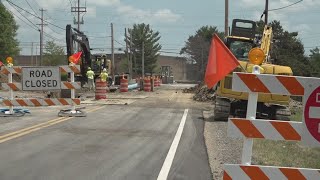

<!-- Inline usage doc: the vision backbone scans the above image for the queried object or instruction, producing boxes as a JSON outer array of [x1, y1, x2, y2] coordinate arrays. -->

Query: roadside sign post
[[241, 65, 260, 165], [8, 67, 13, 115], [223, 71, 320, 179], [71, 71, 76, 113]]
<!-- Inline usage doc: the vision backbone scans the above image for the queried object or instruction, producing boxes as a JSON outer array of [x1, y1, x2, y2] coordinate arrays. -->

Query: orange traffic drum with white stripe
[[120, 78, 128, 92], [144, 79, 151, 92], [95, 79, 107, 100]]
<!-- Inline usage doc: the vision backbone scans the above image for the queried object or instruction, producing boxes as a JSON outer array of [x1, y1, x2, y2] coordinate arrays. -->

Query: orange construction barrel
[[120, 78, 128, 92], [154, 77, 159, 87], [144, 78, 151, 92], [95, 79, 107, 99]]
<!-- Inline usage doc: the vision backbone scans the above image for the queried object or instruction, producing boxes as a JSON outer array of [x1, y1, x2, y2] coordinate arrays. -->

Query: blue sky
[[3, 0, 320, 56]]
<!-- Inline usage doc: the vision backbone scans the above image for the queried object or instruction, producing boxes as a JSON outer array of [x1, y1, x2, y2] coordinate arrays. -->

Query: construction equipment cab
[[66, 25, 111, 85], [213, 19, 293, 121]]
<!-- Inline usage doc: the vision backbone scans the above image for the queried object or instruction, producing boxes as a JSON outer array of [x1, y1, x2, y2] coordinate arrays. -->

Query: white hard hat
[[103, 68, 107, 72]]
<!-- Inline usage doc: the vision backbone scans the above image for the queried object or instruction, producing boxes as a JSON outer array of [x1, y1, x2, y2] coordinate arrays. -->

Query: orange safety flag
[[69, 51, 82, 64], [204, 34, 240, 89]]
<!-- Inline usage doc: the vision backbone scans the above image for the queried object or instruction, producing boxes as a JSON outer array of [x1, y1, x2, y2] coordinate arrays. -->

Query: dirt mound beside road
[[183, 83, 215, 102]]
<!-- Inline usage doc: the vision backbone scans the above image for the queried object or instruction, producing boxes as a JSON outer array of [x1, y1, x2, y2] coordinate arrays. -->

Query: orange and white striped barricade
[[223, 65, 320, 179], [0, 65, 84, 117], [224, 164, 320, 180]]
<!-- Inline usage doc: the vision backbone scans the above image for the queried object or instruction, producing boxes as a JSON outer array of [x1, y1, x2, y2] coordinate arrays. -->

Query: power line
[[6, 0, 65, 30], [25, 0, 38, 16], [31, 0, 40, 8], [114, 39, 125, 46], [7, 3, 39, 31], [6, 7, 39, 31], [269, 0, 303, 11]]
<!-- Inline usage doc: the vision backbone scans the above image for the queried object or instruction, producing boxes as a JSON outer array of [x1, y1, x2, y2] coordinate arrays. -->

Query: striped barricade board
[[224, 164, 320, 180], [59, 65, 81, 73], [228, 118, 302, 141], [0, 66, 22, 74], [232, 72, 320, 147], [1, 98, 80, 106], [223, 72, 320, 179]]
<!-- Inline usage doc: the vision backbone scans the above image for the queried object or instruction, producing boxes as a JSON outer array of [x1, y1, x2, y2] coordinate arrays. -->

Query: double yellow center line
[[0, 106, 104, 144]]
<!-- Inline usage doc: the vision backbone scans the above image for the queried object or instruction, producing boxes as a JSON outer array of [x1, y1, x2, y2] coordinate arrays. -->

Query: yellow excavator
[[213, 19, 292, 121]]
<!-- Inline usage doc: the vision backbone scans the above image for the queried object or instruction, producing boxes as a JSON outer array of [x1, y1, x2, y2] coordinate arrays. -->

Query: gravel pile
[[192, 84, 215, 102]]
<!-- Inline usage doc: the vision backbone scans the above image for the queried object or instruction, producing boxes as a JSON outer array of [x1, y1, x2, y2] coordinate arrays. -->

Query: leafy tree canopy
[[309, 47, 320, 77], [180, 26, 224, 80], [125, 23, 161, 75], [43, 41, 66, 66], [0, 3, 19, 63]]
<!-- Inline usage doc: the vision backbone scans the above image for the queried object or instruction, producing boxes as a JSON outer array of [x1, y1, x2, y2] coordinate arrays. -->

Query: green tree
[[43, 41, 66, 66], [309, 47, 320, 77], [0, 3, 20, 62], [125, 23, 161, 76], [180, 26, 224, 80], [257, 20, 312, 76]]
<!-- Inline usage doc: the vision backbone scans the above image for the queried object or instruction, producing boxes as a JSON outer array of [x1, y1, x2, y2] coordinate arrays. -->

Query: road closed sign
[[22, 67, 61, 91], [302, 79, 320, 147]]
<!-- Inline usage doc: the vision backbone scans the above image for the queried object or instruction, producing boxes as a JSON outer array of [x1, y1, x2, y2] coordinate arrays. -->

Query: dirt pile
[[186, 84, 215, 102]]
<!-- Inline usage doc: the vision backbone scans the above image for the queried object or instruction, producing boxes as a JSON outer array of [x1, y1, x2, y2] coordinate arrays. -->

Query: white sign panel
[[22, 67, 61, 91], [302, 78, 320, 147]]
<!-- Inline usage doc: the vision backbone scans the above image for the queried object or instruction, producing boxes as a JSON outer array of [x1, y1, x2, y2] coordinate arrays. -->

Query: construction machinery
[[66, 24, 111, 85], [213, 19, 292, 121]]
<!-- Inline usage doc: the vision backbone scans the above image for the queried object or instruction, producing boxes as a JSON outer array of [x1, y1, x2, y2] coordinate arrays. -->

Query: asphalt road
[[0, 86, 212, 180]]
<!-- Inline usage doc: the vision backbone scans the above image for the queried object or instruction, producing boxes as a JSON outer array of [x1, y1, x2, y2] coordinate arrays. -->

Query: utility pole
[[265, 0, 269, 25], [142, 41, 144, 79], [77, 0, 80, 31], [31, 42, 34, 66], [111, 23, 115, 83], [39, 8, 46, 66], [225, 0, 229, 36], [71, 0, 86, 51], [125, 28, 131, 80], [130, 30, 135, 77]]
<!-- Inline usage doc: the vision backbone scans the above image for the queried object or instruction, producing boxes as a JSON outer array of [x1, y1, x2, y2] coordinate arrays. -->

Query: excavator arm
[[66, 24, 92, 83], [260, 25, 273, 63]]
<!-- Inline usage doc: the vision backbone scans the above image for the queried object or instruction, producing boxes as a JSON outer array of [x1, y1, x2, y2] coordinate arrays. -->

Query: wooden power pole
[[265, 0, 269, 25], [225, 0, 229, 37]]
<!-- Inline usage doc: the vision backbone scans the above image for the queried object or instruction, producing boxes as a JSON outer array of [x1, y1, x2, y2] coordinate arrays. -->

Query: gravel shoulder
[[203, 107, 242, 180]]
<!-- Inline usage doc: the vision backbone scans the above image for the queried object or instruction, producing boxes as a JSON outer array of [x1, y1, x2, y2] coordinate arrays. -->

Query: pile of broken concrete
[[184, 83, 215, 102]]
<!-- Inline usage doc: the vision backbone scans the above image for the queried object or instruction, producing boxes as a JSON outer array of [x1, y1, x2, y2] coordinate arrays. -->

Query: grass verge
[[252, 107, 320, 169]]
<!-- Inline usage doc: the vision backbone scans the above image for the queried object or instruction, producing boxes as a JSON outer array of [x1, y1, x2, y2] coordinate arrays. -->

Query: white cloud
[[291, 24, 311, 34], [35, 0, 68, 10], [87, 0, 120, 6], [86, 7, 97, 18], [239, 0, 264, 8], [116, 5, 181, 24], [153, 9, 181, 23], [85, 0, 181, 24]]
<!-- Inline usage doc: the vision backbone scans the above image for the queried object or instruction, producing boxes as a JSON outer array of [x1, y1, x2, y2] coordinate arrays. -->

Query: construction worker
[[99, 68, 108, 82], [86, 67, 95, 91]]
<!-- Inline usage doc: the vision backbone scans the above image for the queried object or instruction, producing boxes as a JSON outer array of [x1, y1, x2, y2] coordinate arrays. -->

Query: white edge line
[[157, 109, 189, 180]]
